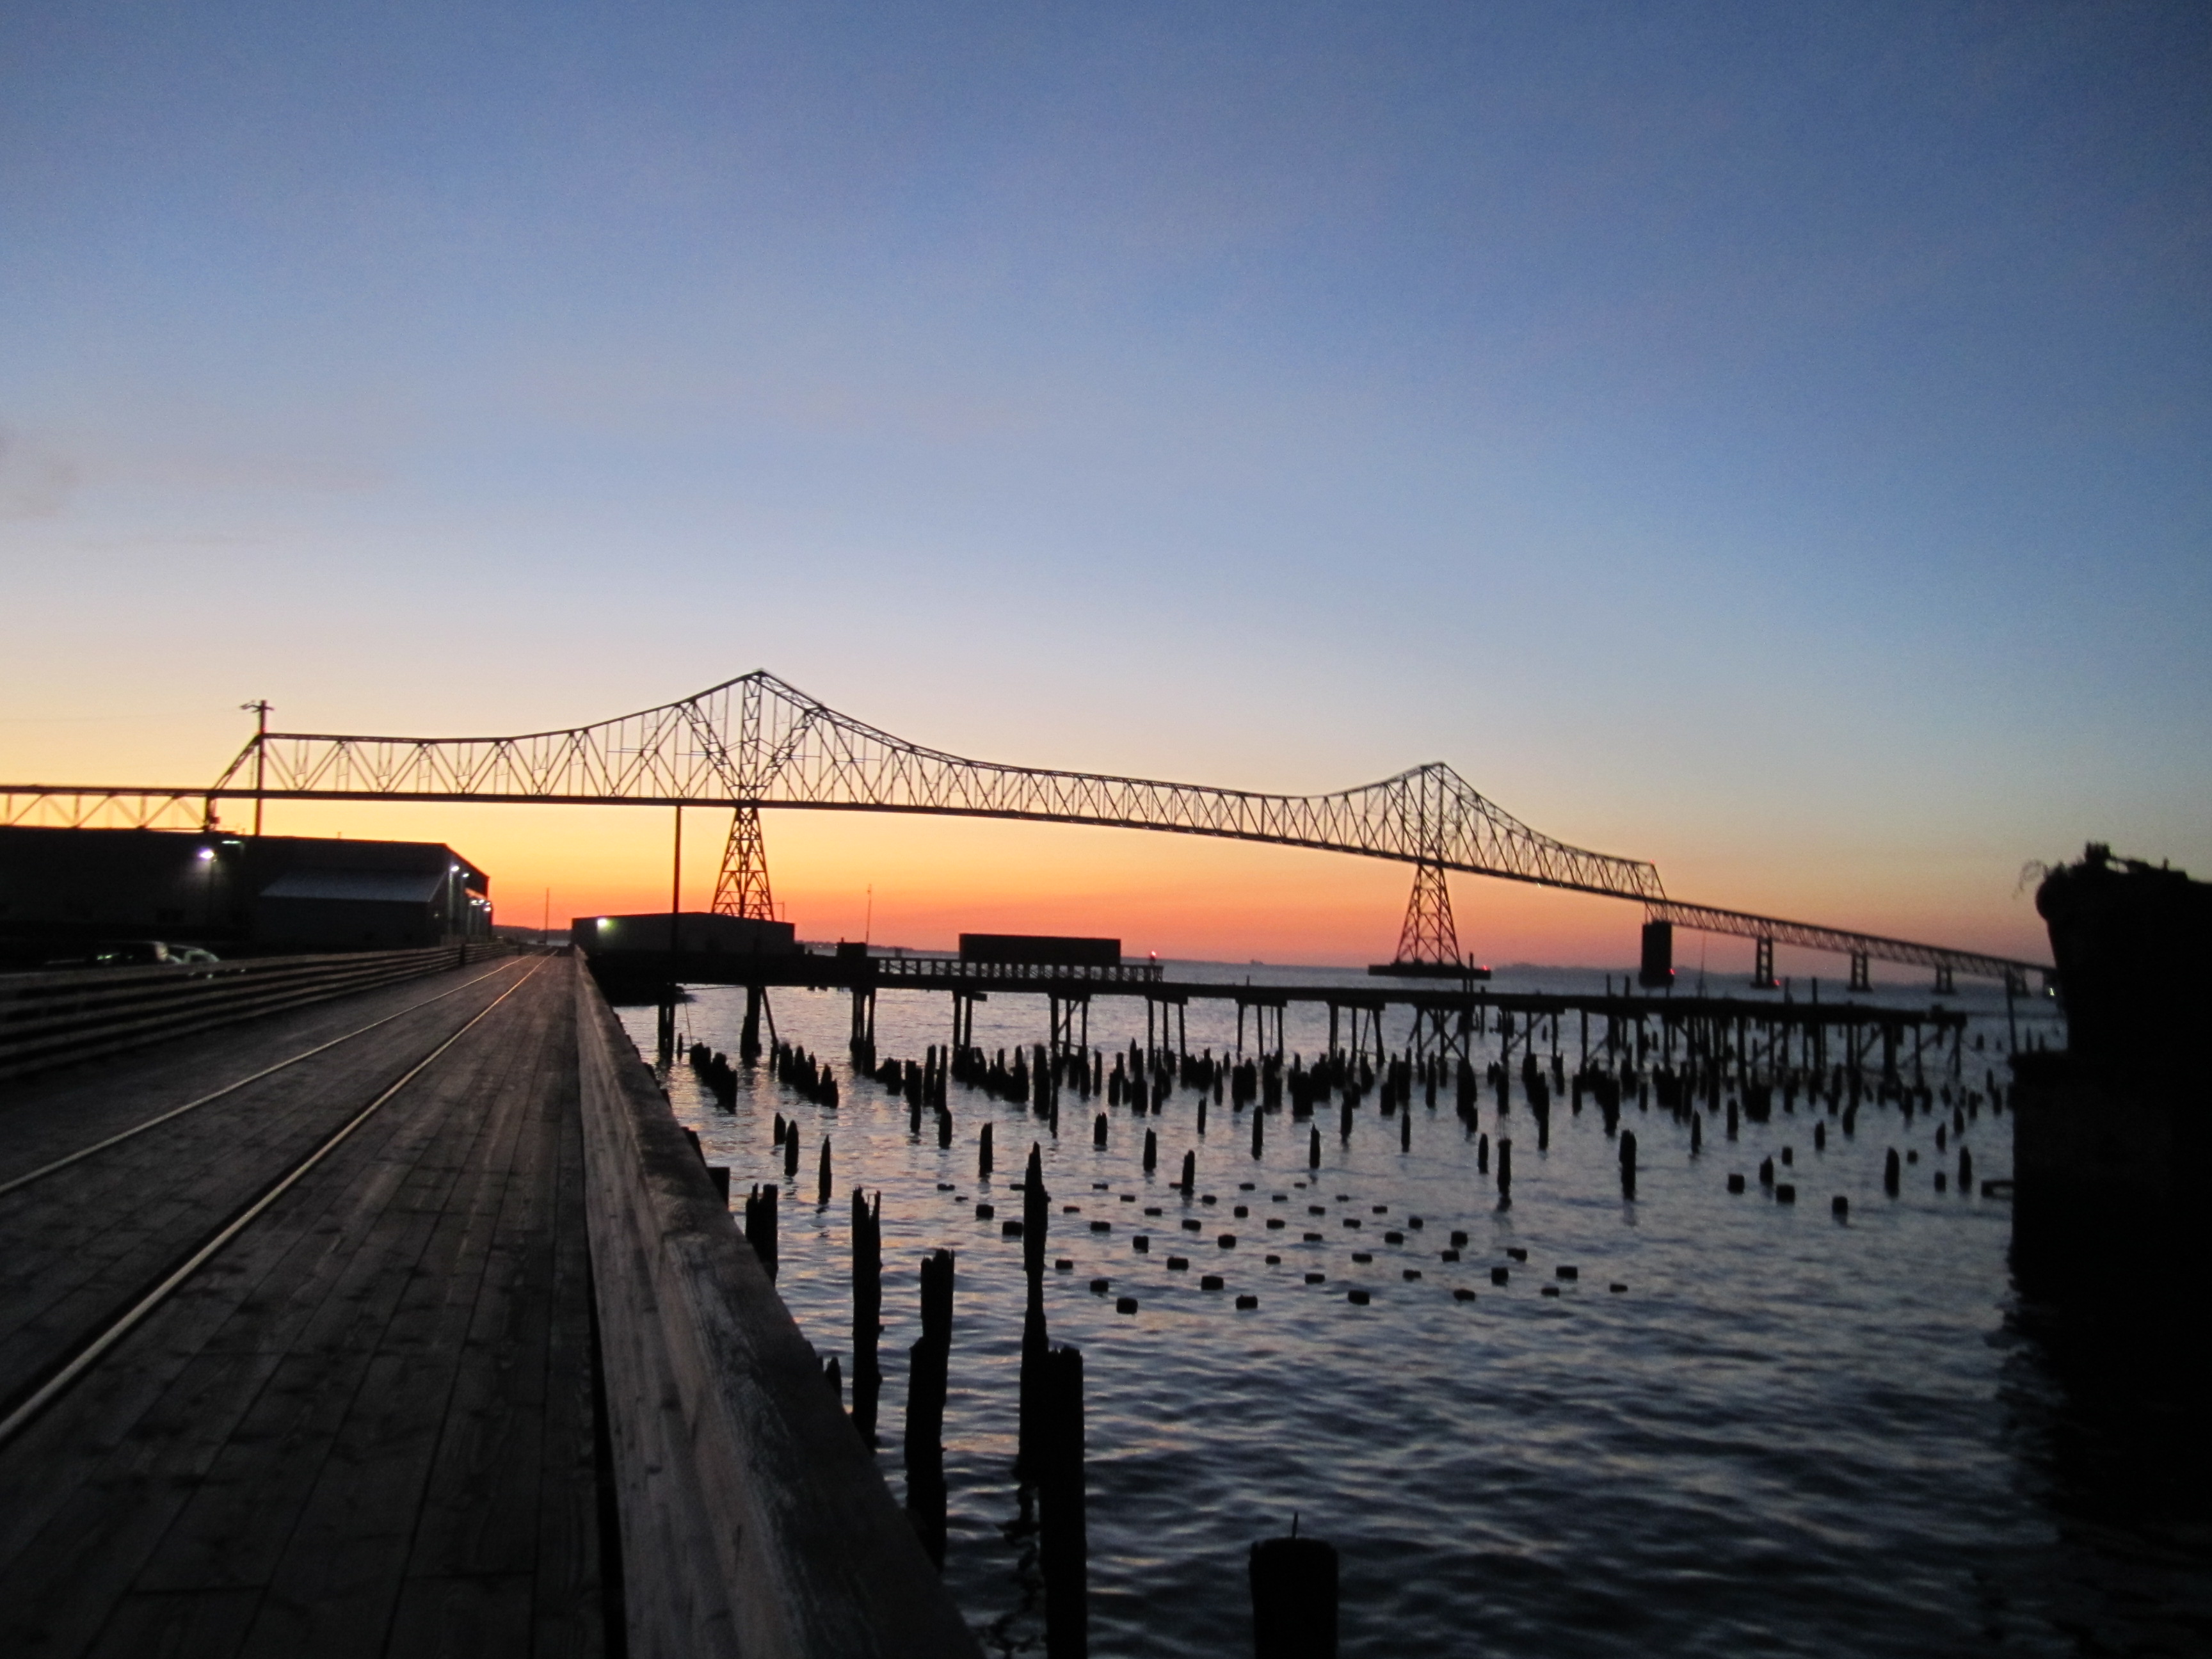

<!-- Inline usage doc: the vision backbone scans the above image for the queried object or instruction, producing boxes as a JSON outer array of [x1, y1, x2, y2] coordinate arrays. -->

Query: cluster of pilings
[[772, 1038, 840, 1107], [870, 1049, 956, 1144], [685, 979, 2003, 1657], [684, 1041, 739, 1106], [854, 1141, 1333, 1658], [767, 1110, 835, 1203]]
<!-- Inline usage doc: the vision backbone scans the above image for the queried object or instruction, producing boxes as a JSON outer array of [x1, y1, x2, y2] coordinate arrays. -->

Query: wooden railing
[[573, 961, 979, 1658], [868, 956, 1164, 984], [0, 943, 517, 1084]]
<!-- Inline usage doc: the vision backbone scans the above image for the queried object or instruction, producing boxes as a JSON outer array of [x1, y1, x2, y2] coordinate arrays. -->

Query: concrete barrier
[[574, 962, 981, 1659]]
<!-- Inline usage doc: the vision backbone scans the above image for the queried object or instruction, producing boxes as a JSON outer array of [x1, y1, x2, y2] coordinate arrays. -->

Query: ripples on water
[[618, 964, 2202, 1656]]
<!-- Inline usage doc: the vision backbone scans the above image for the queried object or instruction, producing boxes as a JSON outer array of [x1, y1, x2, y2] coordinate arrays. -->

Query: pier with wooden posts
[[0, 949, 979, 1659], [584, 941, 1975, 1093]]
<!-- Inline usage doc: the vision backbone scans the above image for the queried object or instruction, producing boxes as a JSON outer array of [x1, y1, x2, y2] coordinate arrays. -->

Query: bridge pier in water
[[952, 989, 984, 1054], [1048, 991, 1089, 1058]]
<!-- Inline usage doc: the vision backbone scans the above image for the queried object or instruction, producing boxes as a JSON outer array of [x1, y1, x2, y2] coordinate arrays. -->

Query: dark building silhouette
[[0, 826, 491, 966], [570, 911, 799, 958]]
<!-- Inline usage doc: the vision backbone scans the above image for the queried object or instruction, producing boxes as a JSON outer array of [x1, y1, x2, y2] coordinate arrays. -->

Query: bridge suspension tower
[[710, 807, 776, 921], [1393, 860, 1462, 970]]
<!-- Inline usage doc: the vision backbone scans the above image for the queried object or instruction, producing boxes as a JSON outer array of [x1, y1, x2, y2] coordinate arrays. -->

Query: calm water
[[618, 965, 2204, 1657]]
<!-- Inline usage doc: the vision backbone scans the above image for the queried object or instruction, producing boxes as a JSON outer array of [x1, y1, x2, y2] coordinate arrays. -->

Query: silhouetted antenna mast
[[241, 700, 271, 837]]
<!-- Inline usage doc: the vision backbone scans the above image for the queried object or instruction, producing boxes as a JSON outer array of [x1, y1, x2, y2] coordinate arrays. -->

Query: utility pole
[[661, 806, 684, 1066], [670, 806, 684, 953], [241, 700, 271, 837]]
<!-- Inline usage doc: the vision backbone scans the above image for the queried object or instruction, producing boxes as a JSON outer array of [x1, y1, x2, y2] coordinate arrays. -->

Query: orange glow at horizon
[[229, 797, 2049, 969]]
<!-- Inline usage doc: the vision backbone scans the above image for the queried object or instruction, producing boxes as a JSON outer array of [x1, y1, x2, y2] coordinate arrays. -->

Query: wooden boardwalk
[[0, 956, 609, 1658]]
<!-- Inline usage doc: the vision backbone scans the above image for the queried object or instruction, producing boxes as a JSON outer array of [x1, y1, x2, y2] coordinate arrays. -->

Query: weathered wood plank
[[0, 1041, 488, 1644], [228, 974, 566, 1655], [0, 962, 605, 1659], [384, 1573, 536, 1659], [0, 945, 515, 1084], [0, 959, 522, 1183], [81, 1587, 264, 1659], [575, 965, 982, 1659], [534, 1031, 611, 1659], [403, 990, 571, 1580], [0, 963, 538, 1406]]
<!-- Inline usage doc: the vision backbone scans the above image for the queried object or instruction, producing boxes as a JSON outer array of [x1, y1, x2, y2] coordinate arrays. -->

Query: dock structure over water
[[0, 951, 979, 1659], [586, 945, 1975, 1086]]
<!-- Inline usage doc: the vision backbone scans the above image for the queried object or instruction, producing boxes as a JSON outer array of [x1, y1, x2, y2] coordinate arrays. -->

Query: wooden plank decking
[[0, 956, 609, 1658]]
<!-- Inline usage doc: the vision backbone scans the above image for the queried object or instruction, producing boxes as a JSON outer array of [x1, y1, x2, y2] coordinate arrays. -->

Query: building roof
[[259, 869, 447, 904]]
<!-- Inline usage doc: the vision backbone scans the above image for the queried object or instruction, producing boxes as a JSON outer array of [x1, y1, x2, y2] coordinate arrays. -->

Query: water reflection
[[614, 964, 2205, 1655], [2000, 1271, 2211, 1653]]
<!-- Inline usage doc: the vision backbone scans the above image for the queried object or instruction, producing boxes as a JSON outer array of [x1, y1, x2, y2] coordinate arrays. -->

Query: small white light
[[196, 847, 216, 862]]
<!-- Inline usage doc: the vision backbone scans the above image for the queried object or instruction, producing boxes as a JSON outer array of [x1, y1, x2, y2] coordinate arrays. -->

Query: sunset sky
[[4, 3, 2206, 969]]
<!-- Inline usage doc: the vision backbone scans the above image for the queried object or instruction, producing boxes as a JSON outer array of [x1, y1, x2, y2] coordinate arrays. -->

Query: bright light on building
[[196, 847, 216, 862]]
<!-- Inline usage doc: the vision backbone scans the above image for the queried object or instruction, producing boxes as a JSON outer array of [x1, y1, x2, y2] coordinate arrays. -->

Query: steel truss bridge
[[1, 670, 2048, 987]]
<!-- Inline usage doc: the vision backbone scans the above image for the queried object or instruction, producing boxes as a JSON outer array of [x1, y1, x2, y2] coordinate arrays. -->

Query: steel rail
[[0, 957, 529, 1201], [0, 958, 548, 1450]]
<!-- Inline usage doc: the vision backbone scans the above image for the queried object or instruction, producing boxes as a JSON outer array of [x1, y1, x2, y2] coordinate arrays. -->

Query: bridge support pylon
[[711, 806, 776, 920], [1380, 859, 1463, 972]]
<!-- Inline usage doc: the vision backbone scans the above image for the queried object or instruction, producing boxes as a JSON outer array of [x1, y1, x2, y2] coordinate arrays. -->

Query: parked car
[[41, 940, 185, 968]]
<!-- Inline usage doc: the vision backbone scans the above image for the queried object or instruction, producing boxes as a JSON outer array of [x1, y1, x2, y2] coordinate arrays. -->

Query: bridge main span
[[0, 670, 2048, 988]]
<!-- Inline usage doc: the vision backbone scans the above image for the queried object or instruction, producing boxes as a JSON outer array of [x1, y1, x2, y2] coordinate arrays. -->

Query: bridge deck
[[0, 957, 609, 1658]]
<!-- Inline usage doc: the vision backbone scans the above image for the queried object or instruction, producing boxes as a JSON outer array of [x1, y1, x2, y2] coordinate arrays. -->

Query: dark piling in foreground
[[1251, 1530, 1338, 1658], [1041, 1344, 1089, 1657], [905, 1247, 956, 1568], [744, 1182, 779, 1279], [851, 1188, 882, 1439]]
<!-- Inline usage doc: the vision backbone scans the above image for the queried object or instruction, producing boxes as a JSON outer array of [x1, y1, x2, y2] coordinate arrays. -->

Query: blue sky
[[3, 1, 2206, 959]]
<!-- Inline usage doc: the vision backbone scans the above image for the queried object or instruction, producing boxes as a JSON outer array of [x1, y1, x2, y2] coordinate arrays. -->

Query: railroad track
[[0, 955, 549, 1448]]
